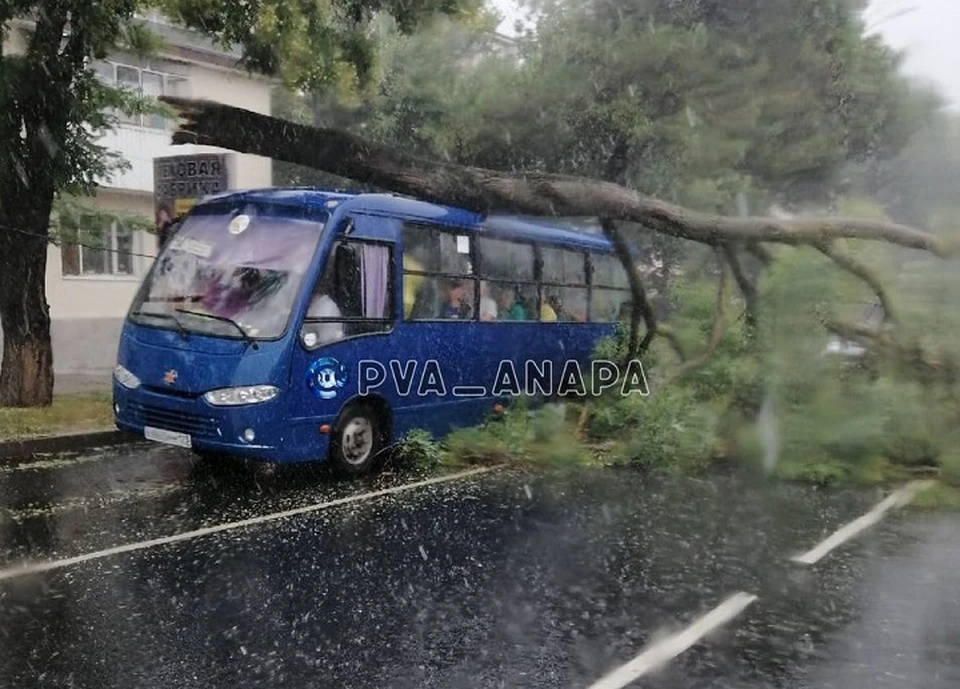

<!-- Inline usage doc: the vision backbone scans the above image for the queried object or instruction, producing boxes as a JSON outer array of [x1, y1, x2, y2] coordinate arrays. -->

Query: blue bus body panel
[[115, 188, 620, 464], [114, 324, 309, 461], [285, 322, 614, 450]]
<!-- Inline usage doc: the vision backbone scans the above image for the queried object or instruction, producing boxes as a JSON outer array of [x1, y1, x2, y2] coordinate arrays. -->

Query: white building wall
[[0, 25, 276, 377], [97, 61, 273, 193]]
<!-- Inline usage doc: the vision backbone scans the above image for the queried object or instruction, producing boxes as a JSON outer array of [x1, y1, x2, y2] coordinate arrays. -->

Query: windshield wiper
[[131, 310, 190, 340], [175, 309, 259, 349]]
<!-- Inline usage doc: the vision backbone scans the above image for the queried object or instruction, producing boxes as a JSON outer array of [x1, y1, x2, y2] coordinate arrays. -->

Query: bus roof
[[196, 187, 614, 253]]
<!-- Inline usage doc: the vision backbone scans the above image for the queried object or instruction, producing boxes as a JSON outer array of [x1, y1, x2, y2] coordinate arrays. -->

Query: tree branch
[[815, 241, 897, 325], [161, 97, 953, 256], [746, 242, 773, 266], [721, 243, 758, 332], [599, 217, 657, 358], [656, 324, 687, 362], [660, 250, 729, 387]]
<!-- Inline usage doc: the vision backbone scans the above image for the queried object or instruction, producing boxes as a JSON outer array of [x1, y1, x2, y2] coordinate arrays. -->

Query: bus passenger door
[[283, 214, 400, 461]]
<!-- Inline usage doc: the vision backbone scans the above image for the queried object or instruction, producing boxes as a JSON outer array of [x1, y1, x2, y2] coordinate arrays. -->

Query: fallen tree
[[161, 96, 959, 388]]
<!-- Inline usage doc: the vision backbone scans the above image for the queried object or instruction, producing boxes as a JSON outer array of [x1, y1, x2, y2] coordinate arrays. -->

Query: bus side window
[[301, 240, 394, 348], [590, 253, 631, 323], [541, 247, 588, 322], [477, 236, 536, 321], [403, 223, 475, 320]]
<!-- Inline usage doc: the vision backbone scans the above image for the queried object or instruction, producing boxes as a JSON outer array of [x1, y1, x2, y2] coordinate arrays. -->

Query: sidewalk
[[55, 372, 113, 396]]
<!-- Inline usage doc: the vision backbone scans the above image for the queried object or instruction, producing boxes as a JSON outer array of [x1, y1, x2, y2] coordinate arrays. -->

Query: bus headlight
[[203, 385, 279, 406], [114, 364, 141, 389]]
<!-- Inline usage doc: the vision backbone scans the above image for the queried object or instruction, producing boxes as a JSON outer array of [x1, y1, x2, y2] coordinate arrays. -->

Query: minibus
[[113, 189, 631, 474]]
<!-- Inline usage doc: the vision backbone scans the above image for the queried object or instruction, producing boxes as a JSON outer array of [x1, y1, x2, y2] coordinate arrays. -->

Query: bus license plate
[[144, 426, 192, 449]]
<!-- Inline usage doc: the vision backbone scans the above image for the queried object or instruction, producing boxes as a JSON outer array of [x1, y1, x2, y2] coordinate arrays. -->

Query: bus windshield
[[130, 206, 325, 340]]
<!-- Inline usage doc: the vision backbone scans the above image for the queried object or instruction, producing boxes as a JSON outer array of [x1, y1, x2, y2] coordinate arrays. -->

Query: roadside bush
[[775, 453, 850, 486], [937, 448, 960, 486], [878, 380, 950, 466], [742, 369, 960, 485], [395, 429, 445, 469], [443, 403, 590, 468], [601, 387, 719, 474]]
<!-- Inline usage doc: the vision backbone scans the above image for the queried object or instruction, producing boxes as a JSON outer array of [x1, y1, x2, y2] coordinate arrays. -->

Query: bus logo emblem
[[163, 369, 178, 385], [308, 358, 348, 400]]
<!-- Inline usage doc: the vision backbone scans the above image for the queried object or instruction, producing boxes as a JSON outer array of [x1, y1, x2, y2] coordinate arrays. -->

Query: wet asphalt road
[[0, 444, 958, 689]]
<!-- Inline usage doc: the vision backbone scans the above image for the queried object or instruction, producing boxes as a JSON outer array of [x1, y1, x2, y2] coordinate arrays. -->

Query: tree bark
[[815, 241, 897, 325], [0, 5, 73, 406], [599, 217, 657, 359], [660, 250, 729, 388], [0, 212, 54, 407], [722, 243, 758, 334]]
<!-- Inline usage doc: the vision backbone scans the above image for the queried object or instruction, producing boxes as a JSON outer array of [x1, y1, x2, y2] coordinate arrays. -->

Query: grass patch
[[907, 480, 960, 511], [0, 392, 113, 440]]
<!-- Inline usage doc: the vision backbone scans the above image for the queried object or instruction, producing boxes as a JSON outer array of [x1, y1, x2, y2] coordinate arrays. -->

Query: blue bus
[[113, 189, 632, 474]]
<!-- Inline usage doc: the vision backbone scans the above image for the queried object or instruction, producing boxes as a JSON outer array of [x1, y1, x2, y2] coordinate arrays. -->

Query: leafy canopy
[[0, 0, 480, 212]]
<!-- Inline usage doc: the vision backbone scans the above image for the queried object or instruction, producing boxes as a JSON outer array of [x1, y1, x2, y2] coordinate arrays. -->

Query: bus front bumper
[[113, 382, 332, 464]]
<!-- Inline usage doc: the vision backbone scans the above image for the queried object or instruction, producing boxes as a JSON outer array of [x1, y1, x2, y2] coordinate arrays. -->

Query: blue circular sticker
[[307, 357, 348, 400]]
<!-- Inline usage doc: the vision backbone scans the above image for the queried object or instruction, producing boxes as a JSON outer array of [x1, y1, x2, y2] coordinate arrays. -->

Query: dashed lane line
[[587, 480, 934, 687], [790, 479, 935, 566], [587, 592, 759, 689]]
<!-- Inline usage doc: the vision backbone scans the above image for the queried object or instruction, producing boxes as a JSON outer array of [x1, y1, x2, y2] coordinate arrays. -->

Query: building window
[[94, 62, 188, 129], [61, 218, 136, 277]]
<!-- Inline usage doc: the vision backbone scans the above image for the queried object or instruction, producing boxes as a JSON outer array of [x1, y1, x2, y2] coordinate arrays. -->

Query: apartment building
[[1, 14, 273, 376]]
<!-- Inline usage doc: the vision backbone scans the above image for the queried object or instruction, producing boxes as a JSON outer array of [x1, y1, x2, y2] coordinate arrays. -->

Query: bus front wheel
[[330, 403, 387, 476]]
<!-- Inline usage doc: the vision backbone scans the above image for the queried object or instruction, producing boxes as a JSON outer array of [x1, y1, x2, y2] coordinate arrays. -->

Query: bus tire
[[330, 402, 388, 476]]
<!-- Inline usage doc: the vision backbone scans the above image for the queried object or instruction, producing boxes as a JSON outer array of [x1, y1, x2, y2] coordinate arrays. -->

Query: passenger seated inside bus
[[479, 281, 498, 321], [304, 260, 344, 346], [440, 279, 472, 319], [557, 292, 588, 322], [541, 294, 558, 321], [496, 285, 527, 320], [403, 255, 424, 318]]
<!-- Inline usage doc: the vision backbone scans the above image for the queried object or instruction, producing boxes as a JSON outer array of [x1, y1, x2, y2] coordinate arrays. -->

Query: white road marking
[[0, 465, 500, 582], [587, 592, 759, 689], [790, 480, 935, 566]]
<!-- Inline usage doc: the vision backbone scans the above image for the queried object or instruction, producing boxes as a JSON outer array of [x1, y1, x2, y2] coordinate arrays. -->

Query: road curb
[[0, 429, 138, 462]]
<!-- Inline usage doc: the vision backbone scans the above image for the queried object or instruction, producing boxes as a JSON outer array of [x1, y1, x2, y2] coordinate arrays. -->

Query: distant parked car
[[822, 336, 867, 357], [821, 300, 884, 360]]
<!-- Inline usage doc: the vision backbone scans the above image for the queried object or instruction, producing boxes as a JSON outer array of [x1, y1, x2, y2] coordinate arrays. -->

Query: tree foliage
[[272, 0, 939, 324], [0, 0, 476, 406], [286, 0, 936, 210]]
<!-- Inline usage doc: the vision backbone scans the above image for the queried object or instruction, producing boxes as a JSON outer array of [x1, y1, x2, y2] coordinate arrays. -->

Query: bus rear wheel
[[330, 403, 387, 476]]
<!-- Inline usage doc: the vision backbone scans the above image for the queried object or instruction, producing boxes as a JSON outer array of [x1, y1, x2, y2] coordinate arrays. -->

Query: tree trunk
[[0, 214, 54, 407]]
